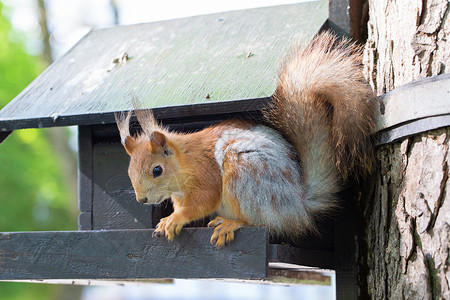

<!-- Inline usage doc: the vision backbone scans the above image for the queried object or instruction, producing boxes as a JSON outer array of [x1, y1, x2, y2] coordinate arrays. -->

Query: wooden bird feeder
[[1, 1, 449, 299]]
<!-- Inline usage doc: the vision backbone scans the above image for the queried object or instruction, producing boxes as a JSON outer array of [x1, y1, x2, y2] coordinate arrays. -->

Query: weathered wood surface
[[328, 0, 350, 34], [360, 1, 450, 298], [267, 267, 332, 285], [0, 130, 12, 143], [78, 126, 93, 230], [0, 228, 267, 280], [0, 2, 327, 132], [92, 142, 153, 230], [334, 195, 359, 300]]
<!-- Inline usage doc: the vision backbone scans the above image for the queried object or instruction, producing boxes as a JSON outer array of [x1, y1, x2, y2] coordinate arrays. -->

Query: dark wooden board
[[92, 142, 153, 230], [78, 127, 93, 212], [0, 2, 327, 131], [78, 212, 92, 231], [268, 244, 334, 270], [90, 108, 266, 143], [0, 228, 267, 280], [1, 98, 269, 132], [0, 130, 12, 144], [334, 197, 358, 300], [78, 125, 93, 230], [328, 0, 350, 34]]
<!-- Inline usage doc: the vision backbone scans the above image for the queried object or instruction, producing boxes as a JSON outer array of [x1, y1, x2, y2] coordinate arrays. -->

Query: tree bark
[[364, 0, 449, 95], [360, 129, 449, 299], [360, 1, 449, 299], [37, 0, 52, 65]]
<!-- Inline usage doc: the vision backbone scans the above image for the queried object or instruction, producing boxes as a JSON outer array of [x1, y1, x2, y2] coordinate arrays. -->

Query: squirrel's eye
[[152, 166, 163, 178]]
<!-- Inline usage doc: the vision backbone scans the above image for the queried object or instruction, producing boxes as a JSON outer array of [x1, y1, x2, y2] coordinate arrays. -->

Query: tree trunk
[[359, 1, 449, 299], [364, 0, 449, 95], [37, 0, 52, 65], [36, 0, 79, 218]]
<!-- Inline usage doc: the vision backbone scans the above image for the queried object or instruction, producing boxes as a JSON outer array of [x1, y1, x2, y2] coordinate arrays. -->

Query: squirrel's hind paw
[[208, 217, 245, 248]]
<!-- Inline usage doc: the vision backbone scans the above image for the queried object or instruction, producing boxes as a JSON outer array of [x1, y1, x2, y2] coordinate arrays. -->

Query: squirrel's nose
[[137, 197, 148, 204]]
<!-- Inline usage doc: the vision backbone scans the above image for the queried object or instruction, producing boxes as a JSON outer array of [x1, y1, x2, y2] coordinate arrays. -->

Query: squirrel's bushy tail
[[265, 31, 376, 213]]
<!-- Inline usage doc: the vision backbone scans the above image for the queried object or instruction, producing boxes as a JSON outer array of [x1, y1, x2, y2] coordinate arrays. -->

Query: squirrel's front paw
[[208, 217, 245, 248], [153, 213, 186, 241]]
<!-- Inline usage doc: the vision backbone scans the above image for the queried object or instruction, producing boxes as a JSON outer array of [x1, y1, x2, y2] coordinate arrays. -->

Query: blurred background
[[0, 0, 334, 299]]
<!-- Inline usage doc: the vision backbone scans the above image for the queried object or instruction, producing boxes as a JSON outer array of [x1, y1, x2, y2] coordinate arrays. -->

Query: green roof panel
[[0, 1, 327, 131]]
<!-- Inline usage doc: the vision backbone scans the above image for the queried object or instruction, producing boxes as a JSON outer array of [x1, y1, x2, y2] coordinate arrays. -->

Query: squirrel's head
[[115, 110, 181, 205]]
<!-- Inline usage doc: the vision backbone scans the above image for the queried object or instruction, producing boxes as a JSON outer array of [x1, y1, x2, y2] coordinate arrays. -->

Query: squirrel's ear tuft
[[149, 131, 171, 154], [115, 111, 132, 144], [124, 136, 137, 156]]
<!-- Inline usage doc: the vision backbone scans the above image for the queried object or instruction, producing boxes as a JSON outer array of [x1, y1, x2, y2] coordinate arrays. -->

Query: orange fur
[[115, 112, 254, 245], [220, 154, 249, 221]]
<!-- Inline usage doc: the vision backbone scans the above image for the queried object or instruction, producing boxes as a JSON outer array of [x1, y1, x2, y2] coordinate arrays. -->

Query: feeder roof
[[0, 1, 327, 132]]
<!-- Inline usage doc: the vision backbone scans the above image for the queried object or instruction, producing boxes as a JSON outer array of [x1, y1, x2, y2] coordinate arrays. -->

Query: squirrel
[[115, 31, 376, 247]]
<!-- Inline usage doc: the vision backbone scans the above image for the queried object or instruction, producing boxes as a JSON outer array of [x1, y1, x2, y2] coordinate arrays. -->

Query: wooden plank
[[78, 126, 93, 213], [268, 244, 334, 270], [0, 98, 269, 132], [1, 279, 174, 286], [6, 269, 333, 286], [78, 212, 92, 231], [267, 267, 332, 285], [268, 218, 335, 270], [0, 2, 327, 131], [78, 125, 93, 230], [0, 228, 267, 280], [89, 103, 266, 142], [334, 195, 358, 300], [328, 0, 350, 34]]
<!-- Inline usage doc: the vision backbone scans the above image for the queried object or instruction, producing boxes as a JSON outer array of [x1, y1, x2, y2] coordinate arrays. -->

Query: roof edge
[[0, 97, 271, 132]]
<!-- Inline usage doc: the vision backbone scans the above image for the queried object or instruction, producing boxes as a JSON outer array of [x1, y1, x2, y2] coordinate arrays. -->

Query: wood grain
[[91, 143, 153, 230], [0, 228, 267, 280]]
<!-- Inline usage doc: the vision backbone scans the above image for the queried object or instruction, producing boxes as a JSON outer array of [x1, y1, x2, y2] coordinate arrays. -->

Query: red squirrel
[[115, 32, 376, 247]]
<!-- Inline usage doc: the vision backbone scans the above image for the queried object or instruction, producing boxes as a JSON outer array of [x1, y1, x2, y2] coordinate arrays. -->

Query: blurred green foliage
[[0, 283, 59, 300], [0, 128, 76, 231], [0, 1, 78, 299], [0, 1, 75, 231]]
